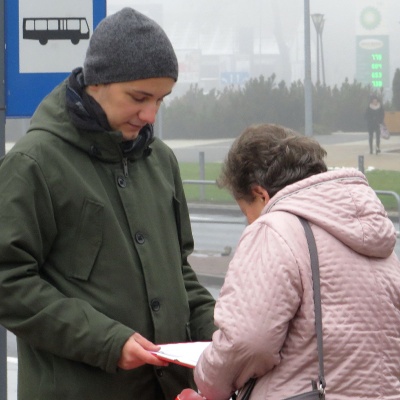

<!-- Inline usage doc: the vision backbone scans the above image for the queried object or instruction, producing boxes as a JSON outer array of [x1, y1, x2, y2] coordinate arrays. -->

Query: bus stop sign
[[5, 0, 106, 117]]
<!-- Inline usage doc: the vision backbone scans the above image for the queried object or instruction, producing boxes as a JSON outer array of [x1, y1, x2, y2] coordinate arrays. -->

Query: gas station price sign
[[356, 35, 389, 89], [371, 52, 384, 87]]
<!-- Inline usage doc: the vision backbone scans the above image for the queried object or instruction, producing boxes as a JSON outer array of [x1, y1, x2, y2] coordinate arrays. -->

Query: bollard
[[358, 155, 364, 174], [199, 152, 205, 201], [0, 326, 7, 400]]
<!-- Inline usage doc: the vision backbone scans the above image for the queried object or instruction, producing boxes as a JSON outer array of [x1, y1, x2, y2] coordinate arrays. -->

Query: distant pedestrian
[[365, 94, 385, 154]]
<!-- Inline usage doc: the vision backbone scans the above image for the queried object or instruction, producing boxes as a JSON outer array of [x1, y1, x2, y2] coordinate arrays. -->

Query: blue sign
[[5, 0, 106, 117], [220, 71, 250, 86]]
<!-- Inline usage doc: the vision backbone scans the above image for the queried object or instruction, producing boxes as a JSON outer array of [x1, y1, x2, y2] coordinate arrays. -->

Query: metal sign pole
[[0, 0, 7, 399], [0, 326, 6, 400], [304, 0, 313, 136], [0, 0, 5, 157]]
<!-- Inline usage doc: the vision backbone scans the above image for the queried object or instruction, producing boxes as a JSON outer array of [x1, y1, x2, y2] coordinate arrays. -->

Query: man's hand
[[118, 332, 169, 370]]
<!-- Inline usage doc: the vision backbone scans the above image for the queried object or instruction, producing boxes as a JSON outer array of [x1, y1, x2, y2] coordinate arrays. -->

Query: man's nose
[[139, 104, 158, 125]]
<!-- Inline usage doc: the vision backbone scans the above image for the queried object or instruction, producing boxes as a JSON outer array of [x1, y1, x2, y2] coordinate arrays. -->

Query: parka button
[[117, 176, 126, 188], [135, 232, 145, 244], [89, 145, 101, 156], [156, 368, 163, 377], [151, 299, 161, 311]]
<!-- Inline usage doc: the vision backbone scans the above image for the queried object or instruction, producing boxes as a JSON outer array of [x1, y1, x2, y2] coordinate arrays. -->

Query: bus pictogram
[[23, 17, 90, 45]]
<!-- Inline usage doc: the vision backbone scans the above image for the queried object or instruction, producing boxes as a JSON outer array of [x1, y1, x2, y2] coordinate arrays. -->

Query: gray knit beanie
[[83, 8, 178, 85]]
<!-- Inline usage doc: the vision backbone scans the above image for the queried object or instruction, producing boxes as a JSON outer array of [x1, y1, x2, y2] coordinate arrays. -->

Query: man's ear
[[85, 84, 102, 96]]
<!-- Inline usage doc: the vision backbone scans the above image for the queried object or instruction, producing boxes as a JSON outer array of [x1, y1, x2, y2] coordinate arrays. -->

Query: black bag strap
[[297, 217, 326, 392]]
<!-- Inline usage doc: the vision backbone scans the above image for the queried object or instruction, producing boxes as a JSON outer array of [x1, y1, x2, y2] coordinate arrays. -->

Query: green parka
[[0, 80, 216, 399]]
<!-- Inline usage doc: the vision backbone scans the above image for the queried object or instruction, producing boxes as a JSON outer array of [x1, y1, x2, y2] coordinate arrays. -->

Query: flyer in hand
[[151, 341, 211, 368]]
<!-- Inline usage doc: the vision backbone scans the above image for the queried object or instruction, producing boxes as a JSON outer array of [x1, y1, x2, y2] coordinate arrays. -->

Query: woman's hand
[[118, 332, 169, 370]]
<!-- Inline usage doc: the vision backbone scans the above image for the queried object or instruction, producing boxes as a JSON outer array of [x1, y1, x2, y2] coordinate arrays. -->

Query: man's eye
[[132, 96, 146, 103]]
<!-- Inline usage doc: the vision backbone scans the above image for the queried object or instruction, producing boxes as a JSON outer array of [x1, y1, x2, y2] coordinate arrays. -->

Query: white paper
[[151, 341, 211, 368]]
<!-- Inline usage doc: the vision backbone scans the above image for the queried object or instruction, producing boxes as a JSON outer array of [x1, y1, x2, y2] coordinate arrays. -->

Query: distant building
[[108, 0, 400, 99]]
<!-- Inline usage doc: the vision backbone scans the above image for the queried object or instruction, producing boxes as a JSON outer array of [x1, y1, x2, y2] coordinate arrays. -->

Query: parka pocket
[[69, 198, 104, 281]]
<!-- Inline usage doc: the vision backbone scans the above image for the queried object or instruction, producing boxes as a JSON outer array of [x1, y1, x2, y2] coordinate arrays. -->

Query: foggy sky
[[106, 0, 400, 96]]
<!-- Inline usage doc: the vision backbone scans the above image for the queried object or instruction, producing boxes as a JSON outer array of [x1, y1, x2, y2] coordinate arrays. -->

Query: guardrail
[[190, 215, 246, 225], [375, 190, 400, 237], [183, 179, 217, 201]]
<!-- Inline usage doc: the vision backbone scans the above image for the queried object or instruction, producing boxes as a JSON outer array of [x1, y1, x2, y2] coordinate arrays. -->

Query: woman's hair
[[218, 123, 327, 201]]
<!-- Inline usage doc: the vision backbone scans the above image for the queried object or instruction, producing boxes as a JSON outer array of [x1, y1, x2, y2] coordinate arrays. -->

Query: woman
[[178, 123, 400, 399], [365, 95, 385, 154]]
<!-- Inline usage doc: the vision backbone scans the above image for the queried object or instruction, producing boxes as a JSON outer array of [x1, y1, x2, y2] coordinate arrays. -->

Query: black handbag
[[237, 217, 326, 400]]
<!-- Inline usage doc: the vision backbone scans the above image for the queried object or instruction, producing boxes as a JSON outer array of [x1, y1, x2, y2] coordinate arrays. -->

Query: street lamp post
[[311, 13, 325, 85], [304, 0, 313, 136]]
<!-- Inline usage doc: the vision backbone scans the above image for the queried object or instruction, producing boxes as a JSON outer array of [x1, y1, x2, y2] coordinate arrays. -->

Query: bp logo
[[360, 6, 381, 30]]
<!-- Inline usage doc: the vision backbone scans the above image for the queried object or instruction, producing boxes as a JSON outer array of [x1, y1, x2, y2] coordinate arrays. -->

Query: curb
[[188, 203, 241, 217], [197, 274, 225, 287]]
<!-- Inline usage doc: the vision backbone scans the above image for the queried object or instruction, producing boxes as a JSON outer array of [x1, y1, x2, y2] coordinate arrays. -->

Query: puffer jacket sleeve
[[0, 152, 134, 373], [194, 218, 303, 400]]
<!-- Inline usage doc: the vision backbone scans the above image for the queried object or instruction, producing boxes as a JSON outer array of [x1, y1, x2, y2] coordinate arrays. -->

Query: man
[[0, 8, 216, 400]]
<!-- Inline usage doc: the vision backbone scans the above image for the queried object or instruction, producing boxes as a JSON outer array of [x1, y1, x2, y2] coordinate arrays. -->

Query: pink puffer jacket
[[194, 169, 400, 399]]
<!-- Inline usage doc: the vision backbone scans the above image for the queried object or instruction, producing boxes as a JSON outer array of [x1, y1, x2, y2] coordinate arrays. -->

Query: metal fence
[[375, 190, 400, 236]]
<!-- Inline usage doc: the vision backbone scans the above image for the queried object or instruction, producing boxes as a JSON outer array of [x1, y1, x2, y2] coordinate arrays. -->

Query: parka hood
[[265, 169, 396, 258]]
